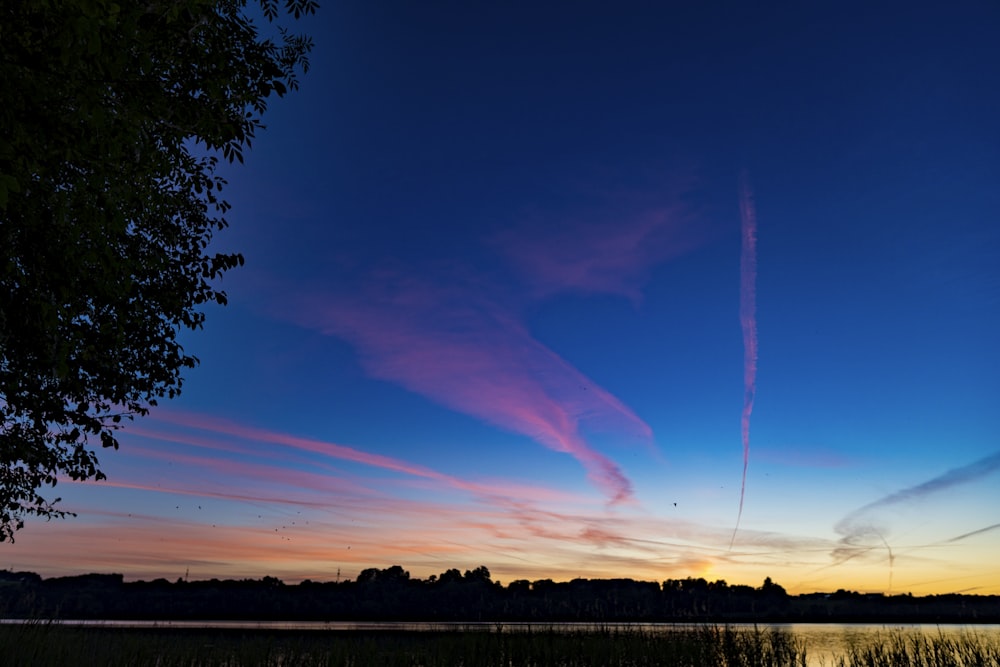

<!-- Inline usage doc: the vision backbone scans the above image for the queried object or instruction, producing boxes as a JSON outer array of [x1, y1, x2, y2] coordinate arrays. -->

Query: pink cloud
[[288, 275, 650, 503], [254, 186, 707, 505], [732, 172, 758, 545], [156, 410, 459, 483], [127, 446, 377, 499], [494, 202, 704, 302], [143, 410, 592, 506], [37, 435, 836, 587], [84, 477, 339, 511]]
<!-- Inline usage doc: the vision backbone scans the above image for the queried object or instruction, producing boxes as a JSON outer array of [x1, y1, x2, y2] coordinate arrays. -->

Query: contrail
[[875, 529, 895, 594], [731, 172, 758, 548], [835, 451, 1000, 536], [830, 452, 1000, 573], [946, 522, 1000, 543]]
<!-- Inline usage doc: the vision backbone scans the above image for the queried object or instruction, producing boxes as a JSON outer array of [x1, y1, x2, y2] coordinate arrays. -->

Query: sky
[[9, 1, 1000, 595]]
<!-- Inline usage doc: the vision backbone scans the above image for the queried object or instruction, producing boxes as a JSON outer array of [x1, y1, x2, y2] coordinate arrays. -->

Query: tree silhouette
[[0, 0, 315, 539], [1, 567, 998, 622]]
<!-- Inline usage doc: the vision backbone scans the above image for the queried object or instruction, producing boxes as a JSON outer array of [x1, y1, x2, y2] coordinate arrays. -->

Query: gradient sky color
[[10, 1, 1000, 595]]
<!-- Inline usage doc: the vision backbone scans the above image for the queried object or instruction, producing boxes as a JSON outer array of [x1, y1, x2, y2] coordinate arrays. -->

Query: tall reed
[[836, 628, 1000, 667], [5, 622, 998, 666]]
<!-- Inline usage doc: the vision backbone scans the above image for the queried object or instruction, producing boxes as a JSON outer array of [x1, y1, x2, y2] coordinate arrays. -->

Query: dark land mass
[[2, 566, 998, 623]]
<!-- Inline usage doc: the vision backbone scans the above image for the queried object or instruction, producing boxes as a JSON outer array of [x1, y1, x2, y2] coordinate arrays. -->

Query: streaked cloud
[[494, 198, 702, 302], [835, 451, 1000, 537], [260, 182, 709, 505], [7, 411, 851, 589], [732, 171, 758, 545], [286, 272, 650, 503], [148, 410, 594, 506], [945, 522, 1000, 543], [831, 451, 1000, 569]]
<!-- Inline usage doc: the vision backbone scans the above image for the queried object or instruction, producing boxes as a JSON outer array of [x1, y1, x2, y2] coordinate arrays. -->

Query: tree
[[760, 576, 787, 597], [357, 566, 411, 584], [0, 0, 316, 540], [463, 565, 491, 583]]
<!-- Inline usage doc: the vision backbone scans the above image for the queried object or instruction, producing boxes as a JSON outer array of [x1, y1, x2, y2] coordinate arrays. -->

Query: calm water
[[3, 619, 998, 666]]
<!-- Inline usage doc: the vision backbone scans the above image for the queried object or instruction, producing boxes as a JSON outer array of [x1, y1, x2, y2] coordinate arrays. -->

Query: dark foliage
[[1, 567, 998, 623], [0, 0, 315, 539]]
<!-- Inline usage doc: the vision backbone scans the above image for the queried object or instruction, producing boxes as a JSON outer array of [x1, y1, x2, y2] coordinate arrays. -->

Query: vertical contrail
[[731, 172, 758, 548], [875, 530, 895, 594]]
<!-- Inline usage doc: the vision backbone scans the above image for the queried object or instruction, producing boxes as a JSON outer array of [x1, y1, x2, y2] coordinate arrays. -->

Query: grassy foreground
[[836, 628, 1000, 667], [0, 622, 997, 666]]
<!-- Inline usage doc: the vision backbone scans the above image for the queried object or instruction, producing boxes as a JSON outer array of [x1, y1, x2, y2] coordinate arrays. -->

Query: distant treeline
[[1, 566, 998, 622]]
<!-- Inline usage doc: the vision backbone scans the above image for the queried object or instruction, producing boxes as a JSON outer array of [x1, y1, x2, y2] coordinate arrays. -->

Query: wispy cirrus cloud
[[835, 451, 1000, 538], [26, 411, 845, 588], [147, 410, 593, 506], [832, 451, 1000, 570], [872, 452, 1000, 510], [259, 184, 707, 504], [494, 202, 703, 302], [731, 172, 758, 548], [287, 272, 650, 504], [152, 410, 463, 486], [945, 522, 1000, 543]]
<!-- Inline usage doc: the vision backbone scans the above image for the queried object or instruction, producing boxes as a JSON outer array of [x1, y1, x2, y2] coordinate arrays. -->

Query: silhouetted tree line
[[1, 567, 998, 622]]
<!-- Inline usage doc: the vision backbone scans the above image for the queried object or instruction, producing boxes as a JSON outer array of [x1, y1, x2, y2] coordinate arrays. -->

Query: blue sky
[[10, 1, 1000, 594]]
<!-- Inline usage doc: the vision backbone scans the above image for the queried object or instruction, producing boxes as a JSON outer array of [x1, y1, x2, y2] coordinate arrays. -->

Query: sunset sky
[[10, 2, 1000, 595]]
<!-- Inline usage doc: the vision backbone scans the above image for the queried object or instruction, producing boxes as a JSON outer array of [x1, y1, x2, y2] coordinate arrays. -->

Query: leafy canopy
[[0, 0, 316, 541]]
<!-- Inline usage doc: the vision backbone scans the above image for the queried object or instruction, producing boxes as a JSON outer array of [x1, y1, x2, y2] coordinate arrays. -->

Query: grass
[[836, 628, 1000, 667], [0, 623, 806, 666], [0, 622, 997, 666]]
